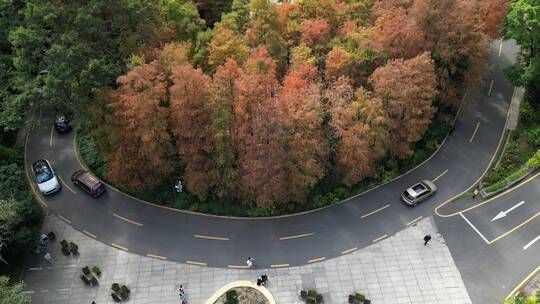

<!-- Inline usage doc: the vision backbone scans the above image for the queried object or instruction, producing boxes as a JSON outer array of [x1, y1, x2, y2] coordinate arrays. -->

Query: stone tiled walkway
[[23, 214, 471, 304]]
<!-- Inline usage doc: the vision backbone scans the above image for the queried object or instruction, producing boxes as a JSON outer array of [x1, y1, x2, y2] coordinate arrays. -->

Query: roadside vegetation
[[483, 0, 540, 195], [0, 133, 41, 303], [482, 101, 540, 194]]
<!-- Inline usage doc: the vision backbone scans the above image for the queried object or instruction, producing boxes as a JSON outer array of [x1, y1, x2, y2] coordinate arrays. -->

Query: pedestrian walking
[[472, 188, 479, 199], [44, 252, 54, 264], [179, 285, 187, 304], [423, 234, 432, 246], [246, 257, 254, 269], [256, 274, 268, 286]]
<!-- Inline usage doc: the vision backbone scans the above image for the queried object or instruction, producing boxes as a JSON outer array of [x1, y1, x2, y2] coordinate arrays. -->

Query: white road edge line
[[460, 213, 490, 244], [498, 41, 503, 57], [523, 235, 540, 250]]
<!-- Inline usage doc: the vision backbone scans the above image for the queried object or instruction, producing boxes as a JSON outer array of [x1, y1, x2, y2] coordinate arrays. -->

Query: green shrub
[[524, 127, 540, 146], [92, 266, 101, 276], [225, 290, 238, 304], [527, 149, 540, 169], [483, 180, 507, 193]]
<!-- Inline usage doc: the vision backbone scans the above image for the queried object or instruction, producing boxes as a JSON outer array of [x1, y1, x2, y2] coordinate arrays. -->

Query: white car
[[32, 159, 61, 195]]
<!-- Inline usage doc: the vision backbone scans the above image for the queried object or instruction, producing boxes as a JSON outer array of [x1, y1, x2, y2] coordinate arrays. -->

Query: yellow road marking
[[147, 253, 167, 260], [505, 265, 540, 299], [111, 243, 129, 251], [112, 212, 143, 227], [49, 125, 54, 147], [434, 98, 512, 217], [58, 175, 76, 194], [372, 234, 388, 243], [57, 214, 71, 224], [469, 121, 480, 143], [307, 257, 326, 264], [488, 79, 494, 96], [82, 230, 96, 239], [498, 41, 503, 57], [407, 216, 423, 226], [227, 265, 249, 269], [279, 232, 315, 241], [360, 204, 391, 219], [271, 264, 290, 268], [489, 211, 540, 244], [432, 169, 448, 182], [186, 260, 207, 266], [193, 234, 229, 241], [341, 247, 358, 255]]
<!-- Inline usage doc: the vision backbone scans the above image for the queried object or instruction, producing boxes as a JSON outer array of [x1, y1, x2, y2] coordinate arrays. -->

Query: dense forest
[[0, 0, 513, 212]]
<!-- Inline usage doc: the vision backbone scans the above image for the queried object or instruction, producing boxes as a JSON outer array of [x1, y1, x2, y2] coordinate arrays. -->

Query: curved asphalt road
[[25, 40, 517, 268]]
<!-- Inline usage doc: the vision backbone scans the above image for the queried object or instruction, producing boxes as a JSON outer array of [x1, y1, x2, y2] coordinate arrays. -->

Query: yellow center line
[[58, 175, 76, 194], [186, 260, 207, 266], [57, 214, 71, 224], [488, 79, 494, 96], [227, 265, 249, 269], [270, 264, 290, 268], [469, 121, 480, 143], [406, 216, 423, 226], [279, 232, 315, 241], [489, 211, 540, 244], [307, 257, 326, 264], [360, 204, 391, 219], [193, 234, 230, 241], [111, 243, 129, 251], [112, 212, 143, 227], [498, 41, 503, 57], [432, 169, 449, 182], [49, 125, 54, 147], [341, 247, 358, 255], [82, 230, 96, 239], [372, 234, 388, 243], [147, 253, 167, 260]]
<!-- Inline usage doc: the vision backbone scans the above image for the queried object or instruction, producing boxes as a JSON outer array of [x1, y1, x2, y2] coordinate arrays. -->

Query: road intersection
[[23, 39, 540, 302]]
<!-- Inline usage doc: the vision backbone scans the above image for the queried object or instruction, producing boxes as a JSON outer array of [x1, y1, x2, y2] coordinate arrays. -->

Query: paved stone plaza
[[23, 214, 471, 304]]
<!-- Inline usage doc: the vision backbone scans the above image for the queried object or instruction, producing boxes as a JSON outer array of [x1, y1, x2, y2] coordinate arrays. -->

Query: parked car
[[401, 180, 437, 206], [71, 170, 106, 197], [32, 159, 61, 195], [54, 114, 72, 133]]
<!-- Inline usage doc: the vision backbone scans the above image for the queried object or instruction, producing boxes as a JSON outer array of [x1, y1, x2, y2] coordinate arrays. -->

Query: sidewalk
[[23, 214, 471, 304]]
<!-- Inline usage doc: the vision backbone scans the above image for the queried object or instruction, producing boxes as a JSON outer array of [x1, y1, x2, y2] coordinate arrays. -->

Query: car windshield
[[403, 191, 415, 200], [412, 183, 427, 193], [35, 163, 53, 183]]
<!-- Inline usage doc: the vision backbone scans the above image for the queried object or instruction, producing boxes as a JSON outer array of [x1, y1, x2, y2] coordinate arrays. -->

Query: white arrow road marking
[[460, 213, 490, 244], [523, 235, 540, 250], [491, 201, 525, 222]]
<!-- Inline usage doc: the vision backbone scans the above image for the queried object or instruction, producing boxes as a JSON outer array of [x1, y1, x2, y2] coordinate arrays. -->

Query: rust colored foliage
[[169, 64, 215, 196], [325, 77, 387, 186], [478, 0, 509, 40], [410, 0, 491, 107], [207, 59, 243, 199], [325, 46, 351, 81], [300, 18, 330, 46], [371, 7, 425, 59], [370, 52, 438, 158], [106, 62, 174, 189], [233, 48, 288, 207], [279, 63, 328, 203]]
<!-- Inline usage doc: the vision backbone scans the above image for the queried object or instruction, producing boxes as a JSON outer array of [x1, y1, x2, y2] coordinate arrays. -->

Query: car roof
[[407, 182, 428, 197], [76, 171, 101, 186]]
